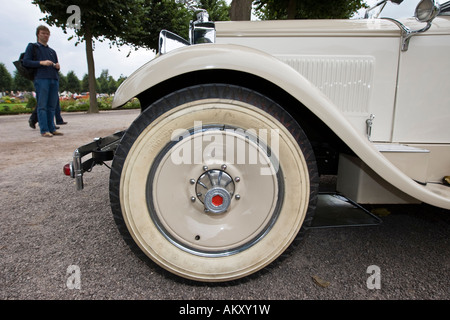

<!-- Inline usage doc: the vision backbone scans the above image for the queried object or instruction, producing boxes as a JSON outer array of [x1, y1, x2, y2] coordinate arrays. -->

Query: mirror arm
[[382, 18, 432, 51]]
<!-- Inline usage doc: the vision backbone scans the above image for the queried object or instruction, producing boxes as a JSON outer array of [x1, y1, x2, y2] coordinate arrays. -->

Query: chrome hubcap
[[196, 169, 235, 214]]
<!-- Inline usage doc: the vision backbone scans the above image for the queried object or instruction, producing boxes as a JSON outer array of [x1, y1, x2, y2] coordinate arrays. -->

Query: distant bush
[[1, 96, 12, 103], [0, 96, 140, 114], [26, 96, 37, 109], [0, 104, 28, 115], [123, 98, 140, 109]]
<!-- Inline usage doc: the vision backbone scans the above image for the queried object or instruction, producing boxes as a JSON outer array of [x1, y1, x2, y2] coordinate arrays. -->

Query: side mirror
[[415, 0, 440, 22], [383, 0, 440, 51]]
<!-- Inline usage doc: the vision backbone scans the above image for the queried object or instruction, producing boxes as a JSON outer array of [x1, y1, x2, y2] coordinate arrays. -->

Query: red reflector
[[212, 195, 223, 207], [63, 163, 72, 176]]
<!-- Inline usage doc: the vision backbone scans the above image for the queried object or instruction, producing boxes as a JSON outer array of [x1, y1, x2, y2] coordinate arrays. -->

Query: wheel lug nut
[[190, 179, 196, 185], [235, 177, 240, 182], [221, 164, 227, 170], [235, 194, 241, 200], [203, 165, 208, 171], [190, 196, 196, 202]]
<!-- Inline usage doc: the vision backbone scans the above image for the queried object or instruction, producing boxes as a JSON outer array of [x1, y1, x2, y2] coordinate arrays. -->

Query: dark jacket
[[23, 42, 59, 80]]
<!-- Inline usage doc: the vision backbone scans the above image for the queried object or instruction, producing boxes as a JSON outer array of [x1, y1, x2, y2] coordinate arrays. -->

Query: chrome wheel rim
[[147, 126, 283, 257]]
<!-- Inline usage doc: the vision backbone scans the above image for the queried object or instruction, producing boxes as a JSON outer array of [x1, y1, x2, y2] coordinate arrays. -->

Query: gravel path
[[1, 110, 449, 301]]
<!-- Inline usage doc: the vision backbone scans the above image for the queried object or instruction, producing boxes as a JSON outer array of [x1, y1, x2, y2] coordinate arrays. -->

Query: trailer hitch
[[64, 130, 125, 190]]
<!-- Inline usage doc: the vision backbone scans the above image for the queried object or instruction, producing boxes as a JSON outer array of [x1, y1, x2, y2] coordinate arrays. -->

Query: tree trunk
[[287, 0, 297, 19], [85, 26, 98, 113], [230, 0, 253, 21]]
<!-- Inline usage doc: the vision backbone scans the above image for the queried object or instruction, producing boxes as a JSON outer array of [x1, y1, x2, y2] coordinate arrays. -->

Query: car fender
[[112, 44, 450, 209]]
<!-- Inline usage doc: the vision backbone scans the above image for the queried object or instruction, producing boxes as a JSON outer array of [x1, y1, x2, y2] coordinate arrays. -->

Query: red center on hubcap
[[212, 195, 223, 207]]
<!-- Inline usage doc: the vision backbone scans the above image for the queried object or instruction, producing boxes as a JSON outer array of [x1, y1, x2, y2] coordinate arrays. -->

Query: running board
[[308, 193, 382, 229]]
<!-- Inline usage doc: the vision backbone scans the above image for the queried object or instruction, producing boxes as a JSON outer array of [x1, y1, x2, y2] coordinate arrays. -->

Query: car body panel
[[215, 19, 401, 142], [393, 31, 450, 142]]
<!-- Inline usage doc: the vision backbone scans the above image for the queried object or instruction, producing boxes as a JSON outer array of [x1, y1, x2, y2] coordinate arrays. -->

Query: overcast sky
[[0, 0, 442, 80]]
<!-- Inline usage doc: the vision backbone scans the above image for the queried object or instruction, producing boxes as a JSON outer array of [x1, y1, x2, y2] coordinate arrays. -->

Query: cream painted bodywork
[[215, 19, 401, 142], [112, 17, 450, 209], [215, 18, 450, 143], [393, 21, 450, 143]]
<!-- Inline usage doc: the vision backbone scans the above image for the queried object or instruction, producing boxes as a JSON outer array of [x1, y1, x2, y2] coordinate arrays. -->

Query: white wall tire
[[110, 84, 318, 282]]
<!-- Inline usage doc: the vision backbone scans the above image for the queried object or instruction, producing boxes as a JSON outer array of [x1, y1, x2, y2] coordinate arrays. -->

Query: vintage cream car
[[65, 0, 450, 282]]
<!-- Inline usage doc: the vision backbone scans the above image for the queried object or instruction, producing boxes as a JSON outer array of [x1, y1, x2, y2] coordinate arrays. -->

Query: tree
[[81, 74, 89, 92], [230, 0, 253, 20], [254, 0, 367, 20], [32, 0, 144, 113], [107, 76, 118, 94], [13, 71, 34, 92], [122, 1, 192, 50], [120, 0, 230, 51], [66, 71, 81, 93], [58, 71, 68, 92], [0, 63, 13, 93], [97, 69, 110, 94], [32, 1, 216, 111], [116, 75, 127, 88], [197, 0, 230, 21]]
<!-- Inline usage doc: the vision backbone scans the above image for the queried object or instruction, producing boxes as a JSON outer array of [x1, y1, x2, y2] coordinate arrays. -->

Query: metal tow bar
[[65, 130, 125, 190]]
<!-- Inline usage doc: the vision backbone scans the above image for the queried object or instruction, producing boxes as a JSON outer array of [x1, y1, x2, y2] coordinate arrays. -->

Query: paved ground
[[1, 110, 449, 304]]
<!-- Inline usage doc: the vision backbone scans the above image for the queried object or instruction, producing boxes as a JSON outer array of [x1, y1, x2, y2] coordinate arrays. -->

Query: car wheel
[[109, 84, 318, 282]]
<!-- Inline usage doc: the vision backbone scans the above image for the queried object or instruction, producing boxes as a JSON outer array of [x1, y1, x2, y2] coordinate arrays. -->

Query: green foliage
[[59, 96, 140, 112], [58, 72, 68, 92], [26, 95, 37, 109], [0, 96, 12, 103], [66, 70, 81, 93], [123, 98, 140, 109], [31, 0, 211, 51], [197, 0, 231, 21], [97, 69, 112, 94], [0, 91, 139, 115], [0, 63, 13, 92], [32, 0, 146, 113], [254, 0, 368, 20], [108, 0, 231, 50], [13, 70, 34, 92], [0, 102, 29, 115], [32, 0, 142, 47], [81, 74, 89, 92], [122, 0, 192, 50], [0, 64, 124, 95]]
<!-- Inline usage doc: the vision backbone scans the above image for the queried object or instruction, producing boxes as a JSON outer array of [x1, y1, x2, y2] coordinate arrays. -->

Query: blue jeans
[[34, 79, 59, 134]]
